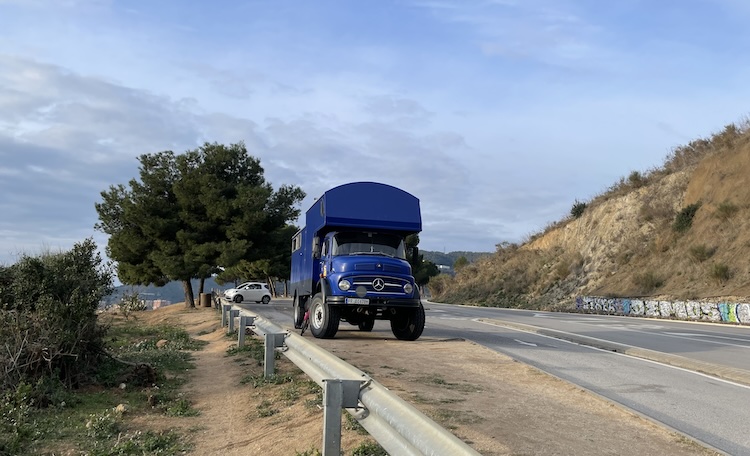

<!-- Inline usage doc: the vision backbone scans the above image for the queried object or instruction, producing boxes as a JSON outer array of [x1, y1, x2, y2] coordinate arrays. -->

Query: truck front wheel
[[309, 293, 340, 339], [390, 303, 425, 341]]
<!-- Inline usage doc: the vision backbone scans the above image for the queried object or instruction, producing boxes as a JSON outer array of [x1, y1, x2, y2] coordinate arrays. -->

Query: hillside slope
[[432, 122, 750, 309]]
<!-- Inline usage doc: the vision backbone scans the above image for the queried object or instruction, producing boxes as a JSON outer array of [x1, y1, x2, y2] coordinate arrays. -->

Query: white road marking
[[514, 339, 538, 347], [665, 332, 750, 344]]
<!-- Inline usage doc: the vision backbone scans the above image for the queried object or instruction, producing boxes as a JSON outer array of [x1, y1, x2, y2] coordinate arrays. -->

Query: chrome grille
[[351, 275, 408, 295]]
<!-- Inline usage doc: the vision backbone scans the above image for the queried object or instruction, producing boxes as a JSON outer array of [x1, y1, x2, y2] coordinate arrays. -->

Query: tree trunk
[[182, 279, 195, 308], [199, 277, 206, 295], [266, 276, 276, 297]]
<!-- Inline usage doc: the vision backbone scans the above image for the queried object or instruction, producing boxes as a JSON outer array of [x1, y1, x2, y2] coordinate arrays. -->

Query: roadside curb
[[479, 318, 750, 387]]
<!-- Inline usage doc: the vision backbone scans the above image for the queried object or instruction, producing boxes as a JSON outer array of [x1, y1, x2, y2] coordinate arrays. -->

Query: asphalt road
[[245, 299, 750, 455], [425, 302, 750, 373]]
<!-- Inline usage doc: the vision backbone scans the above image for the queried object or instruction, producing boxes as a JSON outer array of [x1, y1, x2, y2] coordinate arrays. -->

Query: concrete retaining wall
[[576, 296, 750, 325]]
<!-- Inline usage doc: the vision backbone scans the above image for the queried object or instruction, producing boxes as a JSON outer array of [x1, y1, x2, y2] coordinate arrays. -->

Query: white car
[[224, 282, 272, 304]]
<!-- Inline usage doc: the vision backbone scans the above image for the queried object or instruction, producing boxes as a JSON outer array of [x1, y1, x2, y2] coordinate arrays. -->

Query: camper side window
[[291, 232, 302, 252], [312, 237, 320, 258]]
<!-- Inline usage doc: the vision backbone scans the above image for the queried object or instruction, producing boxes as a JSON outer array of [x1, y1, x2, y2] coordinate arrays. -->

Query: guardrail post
[[237, 315, 256, 347], [264, 333, 286, 378], [227, 309, 240, 334], [323, 379, 362, 456], [221, 304, 231, 327]]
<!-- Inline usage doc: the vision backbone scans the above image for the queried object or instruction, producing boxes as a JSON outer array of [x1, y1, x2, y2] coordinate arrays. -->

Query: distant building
[[151, 299, 171, 310], [437, 264, 454, 275]]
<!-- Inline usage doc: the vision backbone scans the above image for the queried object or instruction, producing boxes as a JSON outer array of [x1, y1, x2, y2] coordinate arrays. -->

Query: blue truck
[[290, 182, 425, 340]]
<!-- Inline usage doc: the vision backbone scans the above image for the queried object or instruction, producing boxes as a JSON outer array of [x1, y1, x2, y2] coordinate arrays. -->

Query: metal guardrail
[[216, 296, 480, 456]]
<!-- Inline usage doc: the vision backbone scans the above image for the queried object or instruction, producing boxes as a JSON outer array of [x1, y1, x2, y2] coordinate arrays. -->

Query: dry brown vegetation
[[433, 118, 750, 308], [91, 305, 716, 456]]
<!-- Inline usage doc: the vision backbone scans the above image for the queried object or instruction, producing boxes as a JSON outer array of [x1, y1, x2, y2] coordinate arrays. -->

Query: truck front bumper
[[326, 295, 420, 308]]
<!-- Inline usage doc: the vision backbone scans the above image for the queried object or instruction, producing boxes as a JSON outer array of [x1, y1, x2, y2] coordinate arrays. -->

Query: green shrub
[[85, 409, 122, 440], [633, 271, 664, 293], [256, 400, 278, 418], [688, 244, 716, 262], [570, 200, 587, 219], [351, 440, 387, 456], [715, 200, 739, 221], [0, 383, 35, 454], [344, 413, 368, 435], [295, 448, 322, 456], [0, 239, 113, 392], [628, 170, 646, 188], [119, 290, 147, 320], [87, 430, 188, 456], [0, 317, 203, 455], [710, 263, 731, 283], [226, 338, 266, 365], [672, 202, 701, 233], [165, 397, 200, 417], [452, 256, 469, 271], [554, 261, 571, 280]]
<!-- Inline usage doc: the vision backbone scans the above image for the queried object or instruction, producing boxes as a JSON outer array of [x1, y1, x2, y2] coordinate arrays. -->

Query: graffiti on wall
[[575, 296, 750, 325]]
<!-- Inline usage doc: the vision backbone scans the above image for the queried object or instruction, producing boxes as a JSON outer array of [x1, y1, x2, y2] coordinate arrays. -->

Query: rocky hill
[[431, 121, 750, 309]]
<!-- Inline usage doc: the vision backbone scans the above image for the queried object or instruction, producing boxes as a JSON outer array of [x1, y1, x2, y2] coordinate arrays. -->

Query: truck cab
[[290, 182, 425, 340]]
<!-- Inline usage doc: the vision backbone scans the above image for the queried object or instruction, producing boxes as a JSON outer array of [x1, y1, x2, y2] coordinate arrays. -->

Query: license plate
[[345, 298, 369, 305]]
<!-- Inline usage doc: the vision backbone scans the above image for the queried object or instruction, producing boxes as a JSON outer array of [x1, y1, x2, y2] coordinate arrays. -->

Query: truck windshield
[[332, 232, 406, 259]]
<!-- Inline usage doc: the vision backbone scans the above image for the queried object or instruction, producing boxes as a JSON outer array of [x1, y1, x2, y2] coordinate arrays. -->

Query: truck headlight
[[403, 283, 413, 294], [339, 279, 351, 291]]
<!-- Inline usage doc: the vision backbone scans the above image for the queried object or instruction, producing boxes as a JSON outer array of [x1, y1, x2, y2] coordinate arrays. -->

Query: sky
[[1, 0, 750, 267]]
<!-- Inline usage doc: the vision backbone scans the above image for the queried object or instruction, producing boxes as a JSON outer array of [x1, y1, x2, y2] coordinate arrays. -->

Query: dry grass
[[432, 117, 750, 305]]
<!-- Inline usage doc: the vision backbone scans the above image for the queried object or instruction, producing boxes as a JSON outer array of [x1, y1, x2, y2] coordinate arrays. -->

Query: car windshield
[[332, 232, 406, 259]]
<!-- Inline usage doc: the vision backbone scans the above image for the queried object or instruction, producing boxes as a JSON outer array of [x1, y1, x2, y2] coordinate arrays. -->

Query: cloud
[[413, 0, 606, 68], [0, 55, 204, 160], [0, 53, 491, 264]]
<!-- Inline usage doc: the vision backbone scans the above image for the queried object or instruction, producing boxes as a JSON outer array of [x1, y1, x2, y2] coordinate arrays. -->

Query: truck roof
[[306, 182, 422, 235]]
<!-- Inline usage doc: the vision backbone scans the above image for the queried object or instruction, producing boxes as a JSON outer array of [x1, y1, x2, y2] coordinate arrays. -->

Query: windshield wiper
[[349, 251, 393, 257]]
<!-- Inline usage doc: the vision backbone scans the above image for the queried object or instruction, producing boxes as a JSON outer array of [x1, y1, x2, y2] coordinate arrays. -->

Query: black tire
[[261, 295, 271, 305], [293, 294, 305, 329], [233, 294, 243, 303], [309, 293, 340, 339], [390, 303, 425, 341], [358, 318, 375, 332]]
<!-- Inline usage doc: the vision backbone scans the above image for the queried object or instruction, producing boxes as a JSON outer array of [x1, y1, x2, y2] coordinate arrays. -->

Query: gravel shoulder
[[137, 304, 719, 455]]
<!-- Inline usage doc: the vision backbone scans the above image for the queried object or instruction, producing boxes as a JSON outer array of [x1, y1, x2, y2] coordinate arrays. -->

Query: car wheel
[[309, 293, 340, 339], [390, 303, 425, 341], [233, 295, 243, 303], [261, 295, 271, 305]]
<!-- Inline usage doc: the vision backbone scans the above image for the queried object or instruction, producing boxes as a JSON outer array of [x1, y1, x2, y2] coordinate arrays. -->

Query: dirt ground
[[132, 304, 718, 456]]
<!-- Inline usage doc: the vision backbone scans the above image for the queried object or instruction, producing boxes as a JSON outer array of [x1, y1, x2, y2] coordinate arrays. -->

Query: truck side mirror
[[411, 246, 419, 264], [312, 237, 320, 259]]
